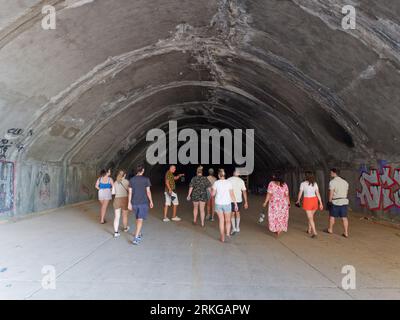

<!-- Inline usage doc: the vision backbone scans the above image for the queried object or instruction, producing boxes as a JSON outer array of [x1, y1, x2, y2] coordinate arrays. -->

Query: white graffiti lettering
[[357, 165, 400, 211]]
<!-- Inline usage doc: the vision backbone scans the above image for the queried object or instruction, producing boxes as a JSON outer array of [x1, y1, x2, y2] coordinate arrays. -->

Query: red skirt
[[303, 197, 318, 211]]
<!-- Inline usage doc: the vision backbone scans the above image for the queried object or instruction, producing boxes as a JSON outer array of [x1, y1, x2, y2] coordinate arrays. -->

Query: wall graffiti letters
[[0, 139, 11, 160], [357, 165, 400, 211], [0, 161, 15, 213], [0, 128, 32, 159], [36, 165, 51, 205]]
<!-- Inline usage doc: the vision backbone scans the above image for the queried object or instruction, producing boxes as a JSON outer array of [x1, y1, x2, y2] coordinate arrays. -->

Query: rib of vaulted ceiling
[[1, 0, 400, 171]]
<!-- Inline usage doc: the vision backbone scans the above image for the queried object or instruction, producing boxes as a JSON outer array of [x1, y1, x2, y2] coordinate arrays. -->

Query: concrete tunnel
[[1, 0, 400, 300]]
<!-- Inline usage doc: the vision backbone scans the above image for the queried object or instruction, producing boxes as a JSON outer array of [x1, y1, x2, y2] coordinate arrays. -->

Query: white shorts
[[165, 192, 179, 206], [98, 189, 112, 201]]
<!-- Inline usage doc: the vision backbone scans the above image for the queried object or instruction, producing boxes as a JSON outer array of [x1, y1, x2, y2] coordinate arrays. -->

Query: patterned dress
[[267, 181, 290, 232], [190, 176, 211, 202]]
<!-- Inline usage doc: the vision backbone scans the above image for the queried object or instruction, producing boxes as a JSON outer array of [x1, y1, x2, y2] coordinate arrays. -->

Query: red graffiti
[[357, 166, 400, 211]]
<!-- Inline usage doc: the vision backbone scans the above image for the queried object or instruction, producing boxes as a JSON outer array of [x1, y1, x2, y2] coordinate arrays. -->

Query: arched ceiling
[[1, 0, 400, 171]]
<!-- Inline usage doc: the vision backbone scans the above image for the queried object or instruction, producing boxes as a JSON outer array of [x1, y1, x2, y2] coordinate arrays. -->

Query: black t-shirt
[[129, 176, 152, 205]]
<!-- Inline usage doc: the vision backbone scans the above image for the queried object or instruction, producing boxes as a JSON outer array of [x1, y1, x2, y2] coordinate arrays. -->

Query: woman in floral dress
[[263, 172, 290, 237]]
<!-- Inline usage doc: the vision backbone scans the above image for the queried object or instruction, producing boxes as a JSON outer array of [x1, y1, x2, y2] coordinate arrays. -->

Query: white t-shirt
[[329, 176, 349, 205], [213, 179, 233, 205], [227, 176, 246, 203], [300, 181, 319, 198]]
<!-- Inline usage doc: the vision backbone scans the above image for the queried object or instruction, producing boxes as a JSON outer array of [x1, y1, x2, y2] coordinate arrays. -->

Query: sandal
[[323, 229, 332, 234], [342, 233, 349, 238]]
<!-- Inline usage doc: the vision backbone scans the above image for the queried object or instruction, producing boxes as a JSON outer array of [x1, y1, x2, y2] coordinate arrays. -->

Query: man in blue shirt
[[128, 164, 154, 245]]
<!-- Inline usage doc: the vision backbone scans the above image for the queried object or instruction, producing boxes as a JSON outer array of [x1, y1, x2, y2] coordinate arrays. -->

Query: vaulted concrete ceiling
[[1, 0, 400, 170]]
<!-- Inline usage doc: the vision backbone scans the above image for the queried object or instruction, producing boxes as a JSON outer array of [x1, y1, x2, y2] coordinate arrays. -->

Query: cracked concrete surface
[[0, 192, 399, 300]]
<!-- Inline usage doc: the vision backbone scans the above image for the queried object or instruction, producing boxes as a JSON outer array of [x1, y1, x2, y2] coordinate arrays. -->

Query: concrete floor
[[1, 189, 400, 300]]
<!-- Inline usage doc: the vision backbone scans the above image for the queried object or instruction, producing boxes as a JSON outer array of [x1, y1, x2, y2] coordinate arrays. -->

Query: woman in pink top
[[263, 172, 290, 238]]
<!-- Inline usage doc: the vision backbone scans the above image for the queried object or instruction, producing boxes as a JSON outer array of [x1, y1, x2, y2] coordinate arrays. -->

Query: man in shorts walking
[[163, 165, 184, 222], [325, 168, 350, 238], [128, 164, 154, 245], [228, 169, 248, 235]]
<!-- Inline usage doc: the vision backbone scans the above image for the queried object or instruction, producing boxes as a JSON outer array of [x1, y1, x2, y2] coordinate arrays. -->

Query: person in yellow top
[[324, 168, 350, 238], [163, 165, 185, 222]]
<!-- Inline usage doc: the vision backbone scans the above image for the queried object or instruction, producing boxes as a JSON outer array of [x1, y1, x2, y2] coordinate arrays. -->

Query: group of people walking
[[95, 165, 350, 245], [262, 168, 350, 238]]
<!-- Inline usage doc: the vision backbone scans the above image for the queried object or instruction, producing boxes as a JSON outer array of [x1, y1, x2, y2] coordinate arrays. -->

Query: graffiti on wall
[[0, 161, 15, 213], [357, 163, 400, 211], [0, 128, 32, 159], [36, 165, 51, 205]]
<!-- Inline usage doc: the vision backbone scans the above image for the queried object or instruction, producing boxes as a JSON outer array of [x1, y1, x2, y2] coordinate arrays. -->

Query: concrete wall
[[0, 160, 97, 220]]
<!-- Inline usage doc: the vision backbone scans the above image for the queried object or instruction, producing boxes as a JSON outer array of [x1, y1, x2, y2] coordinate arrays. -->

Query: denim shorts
[[133, 204, 149, 220], [215, 204, 231, 214], [330, 205, 348, 218]]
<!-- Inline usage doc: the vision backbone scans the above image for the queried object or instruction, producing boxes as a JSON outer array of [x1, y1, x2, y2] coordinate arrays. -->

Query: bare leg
[[99, 200, 104, 222], [101, 200, 109, 223], [135, 219, 143, 238], [306, 210, 317, 235], [199, 201, 206, 226], [342, 217, 349, 236], [328, 216, 335, 233], [163, 205, 169, 219], [193, 201, 199, 224], [211, 198, 215, 220], [122, 210, 129, 229], [217, 212, 225, 242], [172, 205, 177, 218], [113, 208, 121, 233], [206, 200, 211, 218], [225, 212, 232, 237]]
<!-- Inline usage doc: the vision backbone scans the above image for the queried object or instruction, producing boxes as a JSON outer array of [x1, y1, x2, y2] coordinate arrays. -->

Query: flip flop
[[323, 229, 332, 234], [342, 233, 349, 238]]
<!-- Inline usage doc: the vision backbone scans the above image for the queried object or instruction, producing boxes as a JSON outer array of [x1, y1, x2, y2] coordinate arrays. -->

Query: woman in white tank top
[[296, 171, 323, 238]]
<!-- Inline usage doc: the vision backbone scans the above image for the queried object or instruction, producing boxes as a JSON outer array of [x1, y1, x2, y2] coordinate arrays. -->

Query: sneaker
[[137, 233, 143, 240], [171, 216, 182, 222], [163, 217, 170, 222], [231, 229, 237, 236], [132, 237, 140, 245], [114, 232, 121, 238], [123, 226, 130, 233], [236, 228, 240, 233]]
